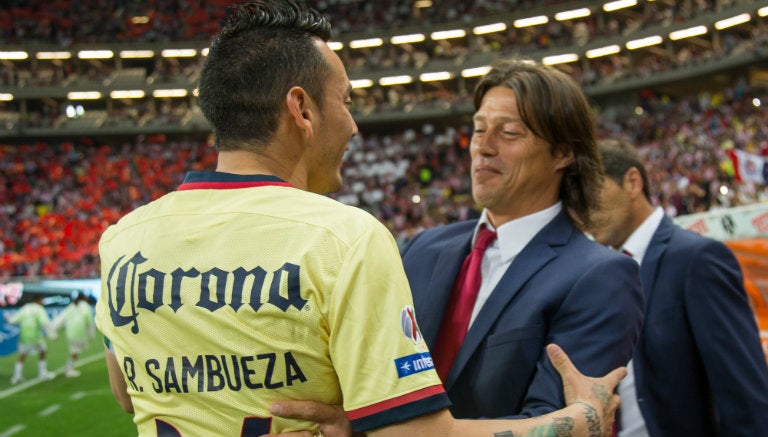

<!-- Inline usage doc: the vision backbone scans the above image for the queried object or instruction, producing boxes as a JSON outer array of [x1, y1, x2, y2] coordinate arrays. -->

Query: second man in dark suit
[[589, 138, 768, 437]]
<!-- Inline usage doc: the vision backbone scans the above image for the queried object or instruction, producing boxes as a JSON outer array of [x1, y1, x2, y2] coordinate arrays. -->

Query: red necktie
[[432, 226, 497, 381]]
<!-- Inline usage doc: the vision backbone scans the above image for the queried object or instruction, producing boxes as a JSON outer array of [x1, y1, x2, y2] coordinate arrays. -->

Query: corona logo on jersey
[[104, 251, 308, 334]]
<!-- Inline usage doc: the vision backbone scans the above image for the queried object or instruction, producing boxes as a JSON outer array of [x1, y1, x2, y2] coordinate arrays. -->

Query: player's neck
[[216, 150, 308, 190]]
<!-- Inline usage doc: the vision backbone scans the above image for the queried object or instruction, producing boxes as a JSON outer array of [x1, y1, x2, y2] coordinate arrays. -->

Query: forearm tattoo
[[576, 401, 602, 437], [491, 402, 597, 437], [491, 417, 574, 437], [553, 416, 575, 437]]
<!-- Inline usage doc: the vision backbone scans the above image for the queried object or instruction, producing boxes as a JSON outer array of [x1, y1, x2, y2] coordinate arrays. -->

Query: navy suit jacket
[[632, 216, 768, 437], [401, 210, 645, 418]]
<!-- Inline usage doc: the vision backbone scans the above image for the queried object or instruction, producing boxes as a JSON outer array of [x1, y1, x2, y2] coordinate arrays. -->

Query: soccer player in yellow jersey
[[54, 292, 94, 378], [7, 294, 56, 384], [95, 1, 624, 436]]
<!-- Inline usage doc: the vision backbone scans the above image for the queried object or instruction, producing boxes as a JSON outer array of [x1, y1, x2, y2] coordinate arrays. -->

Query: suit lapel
[[443, 211, 573, 389], [415, 229, 474, 347], [639, 216, 673, 312]]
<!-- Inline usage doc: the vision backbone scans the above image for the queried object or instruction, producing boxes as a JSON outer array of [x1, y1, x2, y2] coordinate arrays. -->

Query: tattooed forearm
[[495, 425, 548, 437], [575, 402, 602, 437], [552, 416, 574, 437], [492, 406, 594, 437], [493, 422, 566, 437]]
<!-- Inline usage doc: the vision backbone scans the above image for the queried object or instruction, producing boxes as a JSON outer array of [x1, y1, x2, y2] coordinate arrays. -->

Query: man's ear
[[553, 144, 575, 170], [286, 86, 314, 141], [622, 167, 644, 198]]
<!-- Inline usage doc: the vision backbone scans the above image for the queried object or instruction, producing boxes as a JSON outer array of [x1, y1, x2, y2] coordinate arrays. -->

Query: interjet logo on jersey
[[105, 252, 308, 334]]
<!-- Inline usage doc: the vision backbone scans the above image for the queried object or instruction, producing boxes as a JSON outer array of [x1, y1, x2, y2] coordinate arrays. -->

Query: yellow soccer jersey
[[95, 171, 449, 436]]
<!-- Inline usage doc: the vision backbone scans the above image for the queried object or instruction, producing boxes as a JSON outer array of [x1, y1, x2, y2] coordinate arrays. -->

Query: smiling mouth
[[474, 166, 499, 176]]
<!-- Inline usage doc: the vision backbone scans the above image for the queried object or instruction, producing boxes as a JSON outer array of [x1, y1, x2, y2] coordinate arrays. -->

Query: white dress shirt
[[618, 206, 664, 437], [468, 202, 562, 327]]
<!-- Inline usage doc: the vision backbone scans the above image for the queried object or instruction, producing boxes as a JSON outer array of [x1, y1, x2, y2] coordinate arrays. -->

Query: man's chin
[[471, 187, 495, 207], [319, 177, 343, 196]]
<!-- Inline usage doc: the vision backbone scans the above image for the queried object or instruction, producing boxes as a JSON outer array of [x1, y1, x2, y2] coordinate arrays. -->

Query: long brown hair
[[474, 58, 603, 228]]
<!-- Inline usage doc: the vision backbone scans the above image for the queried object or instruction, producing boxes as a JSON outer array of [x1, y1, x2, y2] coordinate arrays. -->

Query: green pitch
[[0, 334, 137, 437]]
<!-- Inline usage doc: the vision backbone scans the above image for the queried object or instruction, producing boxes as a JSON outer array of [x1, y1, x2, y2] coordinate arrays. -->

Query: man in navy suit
[[398, 58, 645, 419], [589, 138, 768, 436]]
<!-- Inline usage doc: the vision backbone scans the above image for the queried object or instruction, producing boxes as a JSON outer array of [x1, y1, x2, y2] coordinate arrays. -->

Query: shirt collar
[[477, 202, 562, 262], [177, 171, 291, 191], [622, 207, 664, 264]]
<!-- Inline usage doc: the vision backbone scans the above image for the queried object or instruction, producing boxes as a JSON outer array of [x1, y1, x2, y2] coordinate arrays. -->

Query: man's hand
[[547, 343, 626, 437], [260, 401, 361, 437]]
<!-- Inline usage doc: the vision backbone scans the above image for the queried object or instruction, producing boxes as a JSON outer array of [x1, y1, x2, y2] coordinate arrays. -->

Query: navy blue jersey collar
[[177, 171, 291, 190]]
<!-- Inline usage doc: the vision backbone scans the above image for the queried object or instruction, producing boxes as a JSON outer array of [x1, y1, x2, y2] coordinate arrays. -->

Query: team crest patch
[[394, 352, 435, 378], [400, 305, 421, 343]]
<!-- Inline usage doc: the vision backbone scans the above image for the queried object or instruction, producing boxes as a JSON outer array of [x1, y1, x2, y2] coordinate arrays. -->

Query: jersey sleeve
[[35, 305, 50, 326], [327, 223, 450, 432]]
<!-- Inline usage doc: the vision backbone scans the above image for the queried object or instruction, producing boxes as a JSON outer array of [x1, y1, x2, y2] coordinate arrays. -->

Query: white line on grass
[[0, 424, 26, 437], [39, 404, 61, 416], [69, 388, 112, 400], [0, 352, 104, 399]]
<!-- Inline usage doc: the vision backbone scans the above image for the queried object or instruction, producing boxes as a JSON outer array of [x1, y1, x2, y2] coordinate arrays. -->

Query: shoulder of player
[[315, 196, 391, 240]]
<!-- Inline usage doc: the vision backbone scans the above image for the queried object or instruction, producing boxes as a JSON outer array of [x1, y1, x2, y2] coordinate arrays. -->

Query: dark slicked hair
[[198, 0, 332, 151], [473, 57, 603, 228], [598, 138, 652, 202]]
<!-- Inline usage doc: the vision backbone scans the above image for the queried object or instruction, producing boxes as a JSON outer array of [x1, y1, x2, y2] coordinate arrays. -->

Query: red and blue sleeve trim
[[347, 384, 451, 432], [177, 171, 292, 190]]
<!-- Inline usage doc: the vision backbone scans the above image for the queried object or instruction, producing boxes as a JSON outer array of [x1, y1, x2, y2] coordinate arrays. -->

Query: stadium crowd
[[0, 0, 763, 134], [0, 136, 217, 278], [0, 0, 731, 45], [2, 21, 764, 134], [1, 0, 767, 279], [1, 79, 767, 278]]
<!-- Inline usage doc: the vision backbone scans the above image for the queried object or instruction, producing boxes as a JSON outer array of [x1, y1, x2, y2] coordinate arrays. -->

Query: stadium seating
[[1, 0, 767, 278]]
